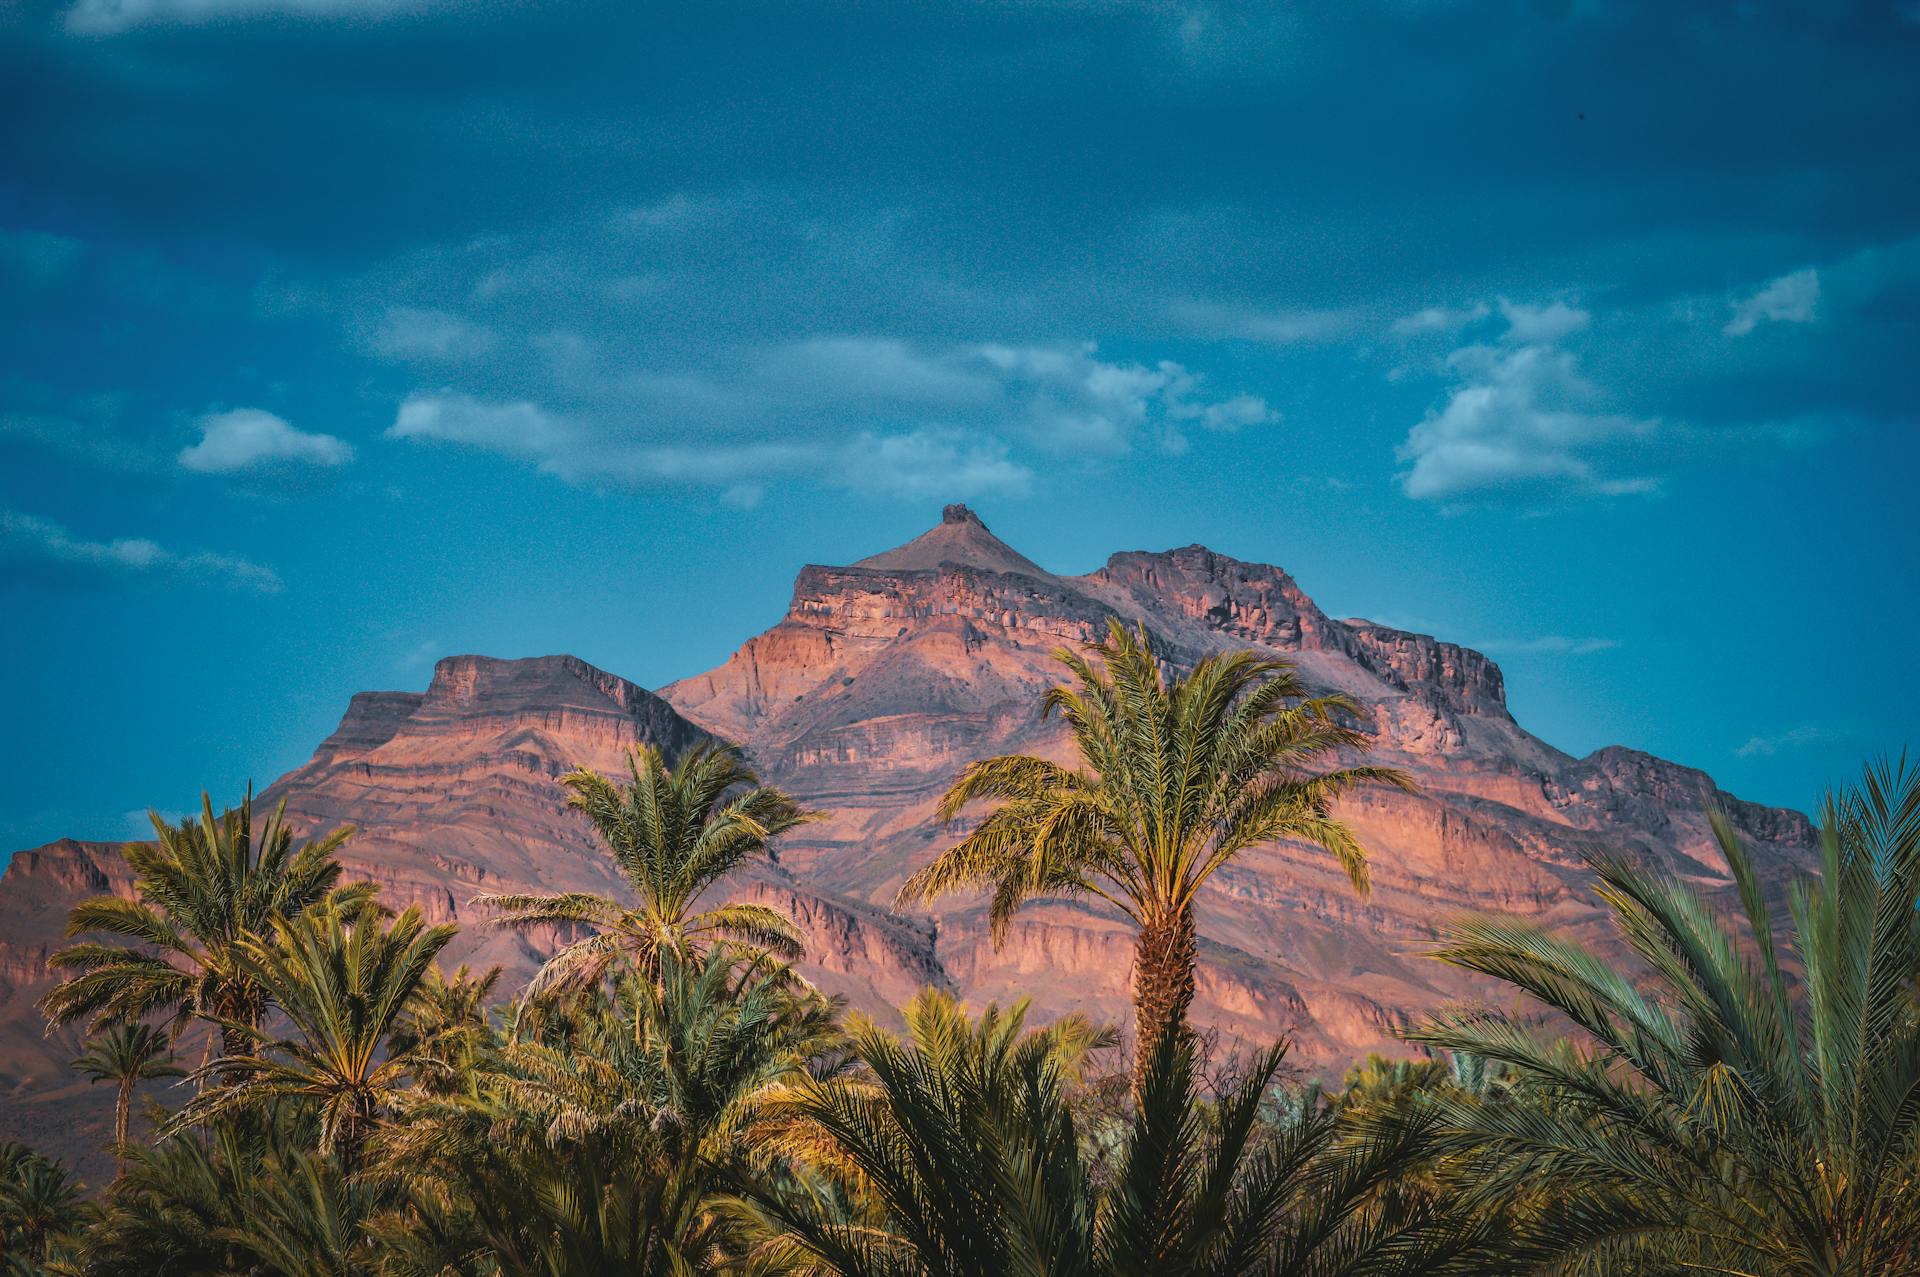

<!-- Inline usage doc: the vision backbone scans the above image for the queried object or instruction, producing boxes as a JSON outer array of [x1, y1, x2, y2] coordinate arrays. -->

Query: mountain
[[0, 504, 1814, 1170], [0, 653, 941, 1168], [659, 505, 1813, 1056]]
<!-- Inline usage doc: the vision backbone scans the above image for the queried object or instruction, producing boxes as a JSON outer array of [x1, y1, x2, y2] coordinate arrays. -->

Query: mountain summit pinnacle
[[853, 504, 1051, 577]]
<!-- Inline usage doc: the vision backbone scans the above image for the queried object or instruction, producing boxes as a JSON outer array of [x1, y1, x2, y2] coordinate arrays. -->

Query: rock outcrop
[[658, 506, 1816, 1063], [0, 506, 1817, 1171]]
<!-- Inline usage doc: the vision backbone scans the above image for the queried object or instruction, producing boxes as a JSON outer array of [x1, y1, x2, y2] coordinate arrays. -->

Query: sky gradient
[[2, 0, 1916, 853]]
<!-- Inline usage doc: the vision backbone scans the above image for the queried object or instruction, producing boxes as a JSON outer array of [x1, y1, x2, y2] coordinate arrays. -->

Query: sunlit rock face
[[658, 504, 1815, 1064], [0, 505, 1814, 1168]]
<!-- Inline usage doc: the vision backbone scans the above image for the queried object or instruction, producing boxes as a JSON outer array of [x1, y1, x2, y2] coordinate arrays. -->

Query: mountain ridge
[[0, 506, 1816, 1174]]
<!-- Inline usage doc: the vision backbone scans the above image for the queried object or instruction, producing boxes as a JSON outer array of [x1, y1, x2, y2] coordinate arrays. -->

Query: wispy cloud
[[1, 509, 282, 593], [1169, 299, 1360, 345], [2, 410, 166, 474], [397, 637, 441, 670], [369, 307, 499, 363], [65, 0, 424, 35], [1725, 268, 1820, 337], [841, 428, 1033, 500], [1389, 302, 1490, 338], [1735, 723, 1850, 759], [388, 337, 1272, 500], [1498, 298, 1590, 345], [179, 408, 354, 475], [389, 392, 1034, 500], [1473, 635, 1620, 656]]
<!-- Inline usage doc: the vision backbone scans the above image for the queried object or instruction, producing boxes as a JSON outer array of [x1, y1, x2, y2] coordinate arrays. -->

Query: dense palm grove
[[4, 623, 1917, 1276]]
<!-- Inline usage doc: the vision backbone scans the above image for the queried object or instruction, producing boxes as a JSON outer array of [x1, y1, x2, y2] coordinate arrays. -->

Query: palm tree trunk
[[1131, 906, 1197, 1096], [114, 1078, 132, 1177]]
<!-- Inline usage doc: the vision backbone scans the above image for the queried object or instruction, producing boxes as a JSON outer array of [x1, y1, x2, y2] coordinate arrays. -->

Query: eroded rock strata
[[0, 505, 1815, 1165]]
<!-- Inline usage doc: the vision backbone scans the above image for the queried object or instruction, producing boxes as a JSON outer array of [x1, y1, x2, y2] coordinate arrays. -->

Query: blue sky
[[2, 0, 1915, 853]]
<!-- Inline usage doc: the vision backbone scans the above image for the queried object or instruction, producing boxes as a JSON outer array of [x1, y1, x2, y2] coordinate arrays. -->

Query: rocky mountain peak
[[421, 653, 662, 719], [0, 517, 1822, 1177], [852, 504, 1052, 579]]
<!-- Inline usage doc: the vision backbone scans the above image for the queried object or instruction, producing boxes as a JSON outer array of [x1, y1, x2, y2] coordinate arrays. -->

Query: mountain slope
[[0, 505, 1814, 1171], [661, 504, 1814, 1061], [0, 653, 940, 1170]]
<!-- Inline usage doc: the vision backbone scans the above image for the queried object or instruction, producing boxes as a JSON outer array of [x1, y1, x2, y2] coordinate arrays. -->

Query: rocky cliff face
[[659, 505, 1816, 1064], [0, 653, 941, 1165], [0, 505, 1816, 1170]]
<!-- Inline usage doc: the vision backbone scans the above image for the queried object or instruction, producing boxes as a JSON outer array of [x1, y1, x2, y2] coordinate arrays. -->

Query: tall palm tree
[[899, 619, 1411, 1090], [72, 1022, 183, 1176], [754, 990, 1481, 1276], [478, 742, 810, 1032], [1414, 757, 1920, 1276], [39, 790, 371, 1061], [172, 901, 455, 1168]]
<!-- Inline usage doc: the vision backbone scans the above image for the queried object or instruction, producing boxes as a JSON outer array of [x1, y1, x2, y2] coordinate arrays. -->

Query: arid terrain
[[0, 505, 1814, 1165]]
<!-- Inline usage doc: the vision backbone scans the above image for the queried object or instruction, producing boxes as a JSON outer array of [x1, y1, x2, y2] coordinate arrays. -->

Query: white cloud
[[1390, 302, 1490, 338], [1397, 343, 1657, 503], [610, 192, 732, 231], [1387, 297, 1587, 345], [841, 429, 1032, 500], [1, 509, 281, 593], [390, 391, 809, 486], [1735, 723, 1848, 759], [757, 337, 995, 410], [1724, 268, 1820, 336], [390, 392, 581, 461], [179, 409, 354, 474], [389, 391, 1032, 500], [1498, 298, 1590, 345], [1169, 299, 1360, 345], [65, 0, 419, 34], [1473, 635, 1620, 656], [971, 341, 1277, 453], [388, 337, 1269, 498], [371, 307, 498, 362]]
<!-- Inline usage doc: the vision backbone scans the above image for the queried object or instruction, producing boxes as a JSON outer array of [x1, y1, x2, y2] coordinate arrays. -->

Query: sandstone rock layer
[[0, 505, 1815, 1168]]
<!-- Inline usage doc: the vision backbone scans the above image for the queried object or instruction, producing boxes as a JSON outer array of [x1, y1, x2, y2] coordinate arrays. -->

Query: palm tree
[[72, 1022, 183, 1176], [754, 990, 1481, 1275], [1414, 756, 1920, 1276], [383, 946, 844, 1275], [753, 988, 1108, 1274], [0, 1143, 84, 1271], [83, 1107, 386, 1277], [172, 901, 455, 1168], [226, 1147, 389, 1277], [80, 1119, 250, 1277], [389, 962, 503, 1098], [477, 742, 810, 1034], [39, 790, 371, 1062], [899, 619, 1411, 1091]]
